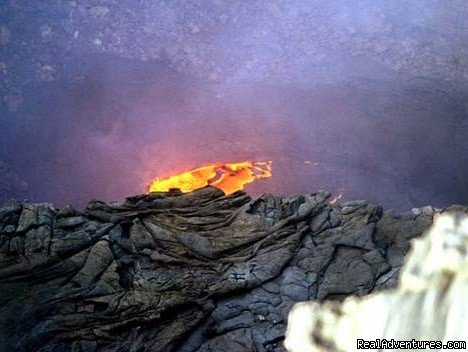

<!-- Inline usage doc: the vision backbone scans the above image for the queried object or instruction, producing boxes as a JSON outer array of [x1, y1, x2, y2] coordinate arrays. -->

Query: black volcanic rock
[[0, 187, 436, 351]]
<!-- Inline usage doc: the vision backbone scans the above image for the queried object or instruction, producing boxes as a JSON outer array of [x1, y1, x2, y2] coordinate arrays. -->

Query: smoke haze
[[1, 1, 468, 209]]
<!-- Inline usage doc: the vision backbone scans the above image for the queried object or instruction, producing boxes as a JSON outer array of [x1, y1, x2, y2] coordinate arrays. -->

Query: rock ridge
[[0, 186, 445, 351]]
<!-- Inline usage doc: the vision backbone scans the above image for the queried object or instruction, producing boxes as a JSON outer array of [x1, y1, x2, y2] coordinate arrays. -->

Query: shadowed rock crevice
[[0, 187, 436, 351]]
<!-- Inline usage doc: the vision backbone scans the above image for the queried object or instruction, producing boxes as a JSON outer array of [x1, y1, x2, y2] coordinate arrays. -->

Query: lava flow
[[148, 161, 272, 195]]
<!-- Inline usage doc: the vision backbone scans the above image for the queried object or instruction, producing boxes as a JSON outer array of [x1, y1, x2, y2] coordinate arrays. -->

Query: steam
[[0, 1, 467, 209]]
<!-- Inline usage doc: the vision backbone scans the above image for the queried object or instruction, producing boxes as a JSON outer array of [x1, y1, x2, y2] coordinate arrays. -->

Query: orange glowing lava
[[148, 161, 272, 195]]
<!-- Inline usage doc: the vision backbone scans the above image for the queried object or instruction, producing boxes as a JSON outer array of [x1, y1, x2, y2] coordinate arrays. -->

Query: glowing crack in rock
[[330, 193, 343, 204], [148, 161, 272, 195]]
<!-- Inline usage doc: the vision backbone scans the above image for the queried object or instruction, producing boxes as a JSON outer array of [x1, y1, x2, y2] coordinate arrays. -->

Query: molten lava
[[148, 161, 272, 195]]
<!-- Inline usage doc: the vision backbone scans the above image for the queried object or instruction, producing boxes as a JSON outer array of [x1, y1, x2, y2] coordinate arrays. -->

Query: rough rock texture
[[285, 210, 468, 352], [0, 187, 436, 351], [1, 0, 468, 95]]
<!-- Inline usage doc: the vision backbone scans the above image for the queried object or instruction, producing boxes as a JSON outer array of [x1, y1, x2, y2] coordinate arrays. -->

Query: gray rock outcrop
[[285, 211, 468, 352], [0, 187, 439, 351]]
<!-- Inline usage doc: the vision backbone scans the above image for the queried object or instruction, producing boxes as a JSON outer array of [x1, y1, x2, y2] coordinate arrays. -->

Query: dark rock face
[[2, 1, 468, 90], [285, 211, 468, 352], [0, 187, 434, 351]]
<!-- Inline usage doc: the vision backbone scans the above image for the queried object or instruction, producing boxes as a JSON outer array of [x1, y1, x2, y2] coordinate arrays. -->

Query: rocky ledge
[[285, 211, 468, 352], [0, 186, 452, 351]]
